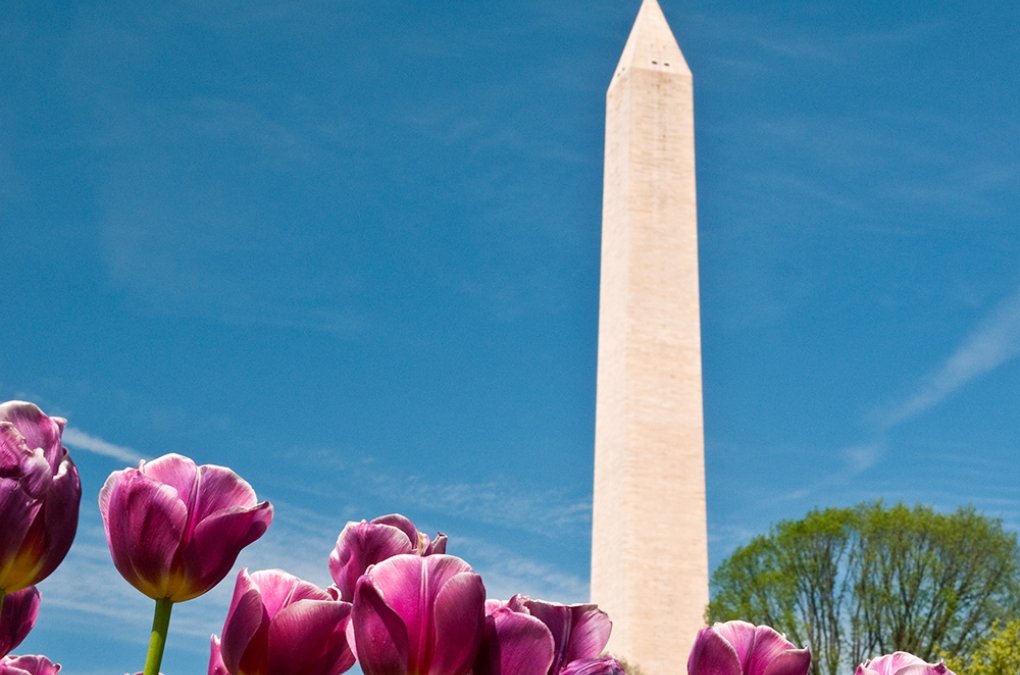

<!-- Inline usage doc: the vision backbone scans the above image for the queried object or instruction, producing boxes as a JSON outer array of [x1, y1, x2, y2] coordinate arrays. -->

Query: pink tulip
[[0, 587, 40, 658], [688, 621, 810, 675], [856, 652, 954, 675], [99, 453, 272, 602], [505, 595, 614, 675], [210, 568, 354, 675], [328, 514, 446, 601], [351, 553, 485, 675], [0, 402, 81, 593], [0, 656, 60, 675]]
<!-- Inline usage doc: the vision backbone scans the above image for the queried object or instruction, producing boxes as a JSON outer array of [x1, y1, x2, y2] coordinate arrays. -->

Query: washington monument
[[590, 1, 709, 672]]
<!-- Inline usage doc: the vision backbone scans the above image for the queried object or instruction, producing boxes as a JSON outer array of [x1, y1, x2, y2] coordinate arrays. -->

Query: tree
[[707, 502, 1020, 675], [944, 619, 1020, 675]]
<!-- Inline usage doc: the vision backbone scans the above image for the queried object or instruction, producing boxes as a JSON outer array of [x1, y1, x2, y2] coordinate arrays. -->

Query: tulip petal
[[267, 598, 353, 675], [428, 568, 485, 675], [744, 625, 800, 675], [179, 501, 272, 601], [713, 621, 758, 671], [0, 587, 40, 658], [760, 649, 812, 675], [0, 654, 62, 674], [208, 635, 229, 675], [100, 470, 186, 599], [0, 479, 39, 589], [423, 533, 447, 555], [0, 402, 63, 470], [894, 665, 951, 675], [219, 570, 268, 674], [329, 520, 417, 601], [516, 598, 611, 671], [353, 577, 410, 675], [371, 514, 420, 549], [29, 452, 80, 584], [475, 607, 554, 675], [140, 454, 199, 514], [249, 569, 330, 618], [367, 554, 477, 673], [688, 625, 743, 675], [189, 465, 260, 526]]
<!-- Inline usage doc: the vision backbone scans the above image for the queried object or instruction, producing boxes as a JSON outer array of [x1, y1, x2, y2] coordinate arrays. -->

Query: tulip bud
[[0, 402, 81, 593], [99, 453, 272, 602], [688, 621, 810, 675], [856, 652, 954, 675], [352, 554, 485, 675], [0, 655, 61, 675], [212, 568, 354, 675], [328, 513, 445, 601]]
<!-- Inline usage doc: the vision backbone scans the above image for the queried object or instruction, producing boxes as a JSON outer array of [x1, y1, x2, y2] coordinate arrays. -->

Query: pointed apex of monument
[[614, 0, 689, 78]]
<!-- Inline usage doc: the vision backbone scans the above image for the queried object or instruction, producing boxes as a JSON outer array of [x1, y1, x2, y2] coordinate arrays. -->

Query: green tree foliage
[[944, 619, 1020, 675], [707, 503, 1020, 675]]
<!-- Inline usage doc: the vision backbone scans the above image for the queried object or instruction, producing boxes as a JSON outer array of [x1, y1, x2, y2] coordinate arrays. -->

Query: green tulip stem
[[143, 597, 174, 675], [0, 590, 5, 617]]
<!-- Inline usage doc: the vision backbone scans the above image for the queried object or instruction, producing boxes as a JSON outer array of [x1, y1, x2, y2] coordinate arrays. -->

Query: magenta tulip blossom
[[505, 595, 614, 675], [856, 652, 954, 675], [351, 553, 485, 675], [0, 656, 60, 675], [0, 587, 40, 659], [209, 568, 354, 675], [0, 402, 81, 593], [688, 621, 810, 675], [328, 513, 446, 601], [99, 453, 273, 602]]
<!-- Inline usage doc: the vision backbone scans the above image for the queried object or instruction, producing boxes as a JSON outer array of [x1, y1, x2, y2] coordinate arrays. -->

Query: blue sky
[[2, 1, 1019, 672]]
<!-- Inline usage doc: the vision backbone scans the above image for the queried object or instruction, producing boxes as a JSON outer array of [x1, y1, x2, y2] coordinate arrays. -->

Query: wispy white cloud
[[61, 427, 145, 463], [455, 536, 588, 603], [882, 286, 1020, 427]]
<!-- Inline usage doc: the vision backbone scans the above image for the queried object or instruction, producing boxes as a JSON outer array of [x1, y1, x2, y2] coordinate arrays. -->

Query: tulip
[[688, 621, 810, 675], [99, 453, 273, 602], [351, 553, 485, 675], [0, 656, 61, 675], [0, 587, 39, 659], [211, 568, 354, 675], [328, 514, 446, 601], [99, 453, 272, 675], [856, 652, 954, 675], [0, 401, 81, 594], [505, 595, 613, 674]]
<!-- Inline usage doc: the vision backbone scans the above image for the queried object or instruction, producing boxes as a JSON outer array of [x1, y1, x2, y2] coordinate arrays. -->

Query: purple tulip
[[0, 656, 60, 675], [505, 595, 613, 674], [99, 453, 273, 602], [856, 652, 954, 675], [210, 568, 355, 675], [351, 553, 485, 675], [0, 402, 81, 593], [688, 621, 810, 675], [328, 514, 446, 601], [0, 587, 40, 658]]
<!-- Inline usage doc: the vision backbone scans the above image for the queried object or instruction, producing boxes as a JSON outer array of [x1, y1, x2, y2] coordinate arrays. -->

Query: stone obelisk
[[591, 1, 708, 672]]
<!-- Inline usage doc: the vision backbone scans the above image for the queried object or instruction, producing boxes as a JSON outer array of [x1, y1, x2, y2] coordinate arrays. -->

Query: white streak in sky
[[62, 427, 144, 463], [884, 286, 1020, 427]]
